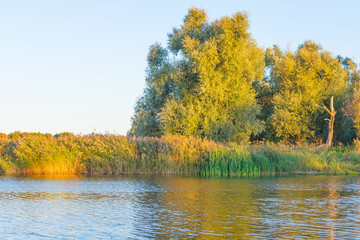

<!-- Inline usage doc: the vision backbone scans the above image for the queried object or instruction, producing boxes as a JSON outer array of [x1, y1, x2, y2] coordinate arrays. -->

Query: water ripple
[[1, 175, 360, 238]]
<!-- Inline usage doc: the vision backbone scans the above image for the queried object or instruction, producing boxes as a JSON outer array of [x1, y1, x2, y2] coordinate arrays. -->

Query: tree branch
[[322, 105, 332, 115]]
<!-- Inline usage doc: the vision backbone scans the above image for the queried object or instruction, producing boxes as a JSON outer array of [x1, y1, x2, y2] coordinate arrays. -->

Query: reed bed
[[0, 132, 359, 176]]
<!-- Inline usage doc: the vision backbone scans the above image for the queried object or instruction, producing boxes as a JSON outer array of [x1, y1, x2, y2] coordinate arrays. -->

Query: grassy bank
[[0, 132, 360, 176]]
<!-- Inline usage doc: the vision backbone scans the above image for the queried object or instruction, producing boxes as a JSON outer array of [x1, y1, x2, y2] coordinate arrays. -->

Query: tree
[[131, 8, 265, 142], [343, 63, 360, 137], [267, 41, 348, 143], [129, 43, 173, 137], [344, 87, 360, 136], [322, 96, 336, 147]]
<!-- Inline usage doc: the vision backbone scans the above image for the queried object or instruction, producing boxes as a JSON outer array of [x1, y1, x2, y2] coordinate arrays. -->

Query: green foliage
[[267, 41, 348, 142], [344, 81, 360, 136], [131, 8, 265, 143], [130, 43, 173, 137], [130, 8, 360, 145]]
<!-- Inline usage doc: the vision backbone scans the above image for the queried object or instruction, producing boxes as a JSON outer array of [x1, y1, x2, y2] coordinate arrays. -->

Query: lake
[[1, 175, 360, 239]]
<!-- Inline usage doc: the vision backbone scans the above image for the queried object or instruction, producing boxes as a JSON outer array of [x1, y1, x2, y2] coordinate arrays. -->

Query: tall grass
[[0, 132, 360, 176]]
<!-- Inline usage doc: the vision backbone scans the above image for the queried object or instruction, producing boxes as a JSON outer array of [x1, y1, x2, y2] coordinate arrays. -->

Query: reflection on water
[[1, 175, 360, 239]]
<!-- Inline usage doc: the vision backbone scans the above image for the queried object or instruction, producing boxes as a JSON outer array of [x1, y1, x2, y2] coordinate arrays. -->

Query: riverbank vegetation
[[2, 8, 360, 176], [1, 132, 360, 176]]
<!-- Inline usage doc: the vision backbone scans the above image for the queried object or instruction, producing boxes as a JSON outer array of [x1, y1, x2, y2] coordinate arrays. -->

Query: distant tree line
[[130, 7, 360, 145]]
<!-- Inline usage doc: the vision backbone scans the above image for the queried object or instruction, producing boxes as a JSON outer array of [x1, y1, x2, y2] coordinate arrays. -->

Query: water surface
[[1, 175, 360, 239]]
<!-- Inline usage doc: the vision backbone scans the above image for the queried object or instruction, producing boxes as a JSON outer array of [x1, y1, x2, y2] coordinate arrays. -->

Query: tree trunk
[[323, 96, 336, 147]]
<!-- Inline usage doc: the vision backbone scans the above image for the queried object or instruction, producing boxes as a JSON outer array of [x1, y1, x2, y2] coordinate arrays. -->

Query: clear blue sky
[[0, 0, 359, 135]]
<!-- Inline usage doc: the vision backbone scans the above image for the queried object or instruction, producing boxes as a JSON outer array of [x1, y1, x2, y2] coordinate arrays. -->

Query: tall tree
[[267, 41, 348, 143], [131, 8, 265, 142], [130, 43, 172, 137]]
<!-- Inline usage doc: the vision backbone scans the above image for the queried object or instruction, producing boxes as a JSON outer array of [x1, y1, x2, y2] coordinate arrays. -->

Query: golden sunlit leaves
[[269, 41, 348, 142]]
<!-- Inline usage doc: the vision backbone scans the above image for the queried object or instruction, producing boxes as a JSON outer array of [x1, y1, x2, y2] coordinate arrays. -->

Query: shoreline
[[1, 133, 360, 176], [1, 171, 358, 177]]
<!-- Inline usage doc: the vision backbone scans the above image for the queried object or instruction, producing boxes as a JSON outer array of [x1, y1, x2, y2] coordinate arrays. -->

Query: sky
[[0, 0, 359, 135]]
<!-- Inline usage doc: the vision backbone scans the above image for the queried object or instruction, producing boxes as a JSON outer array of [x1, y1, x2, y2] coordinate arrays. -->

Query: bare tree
[[322, 96, 336, 147]]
